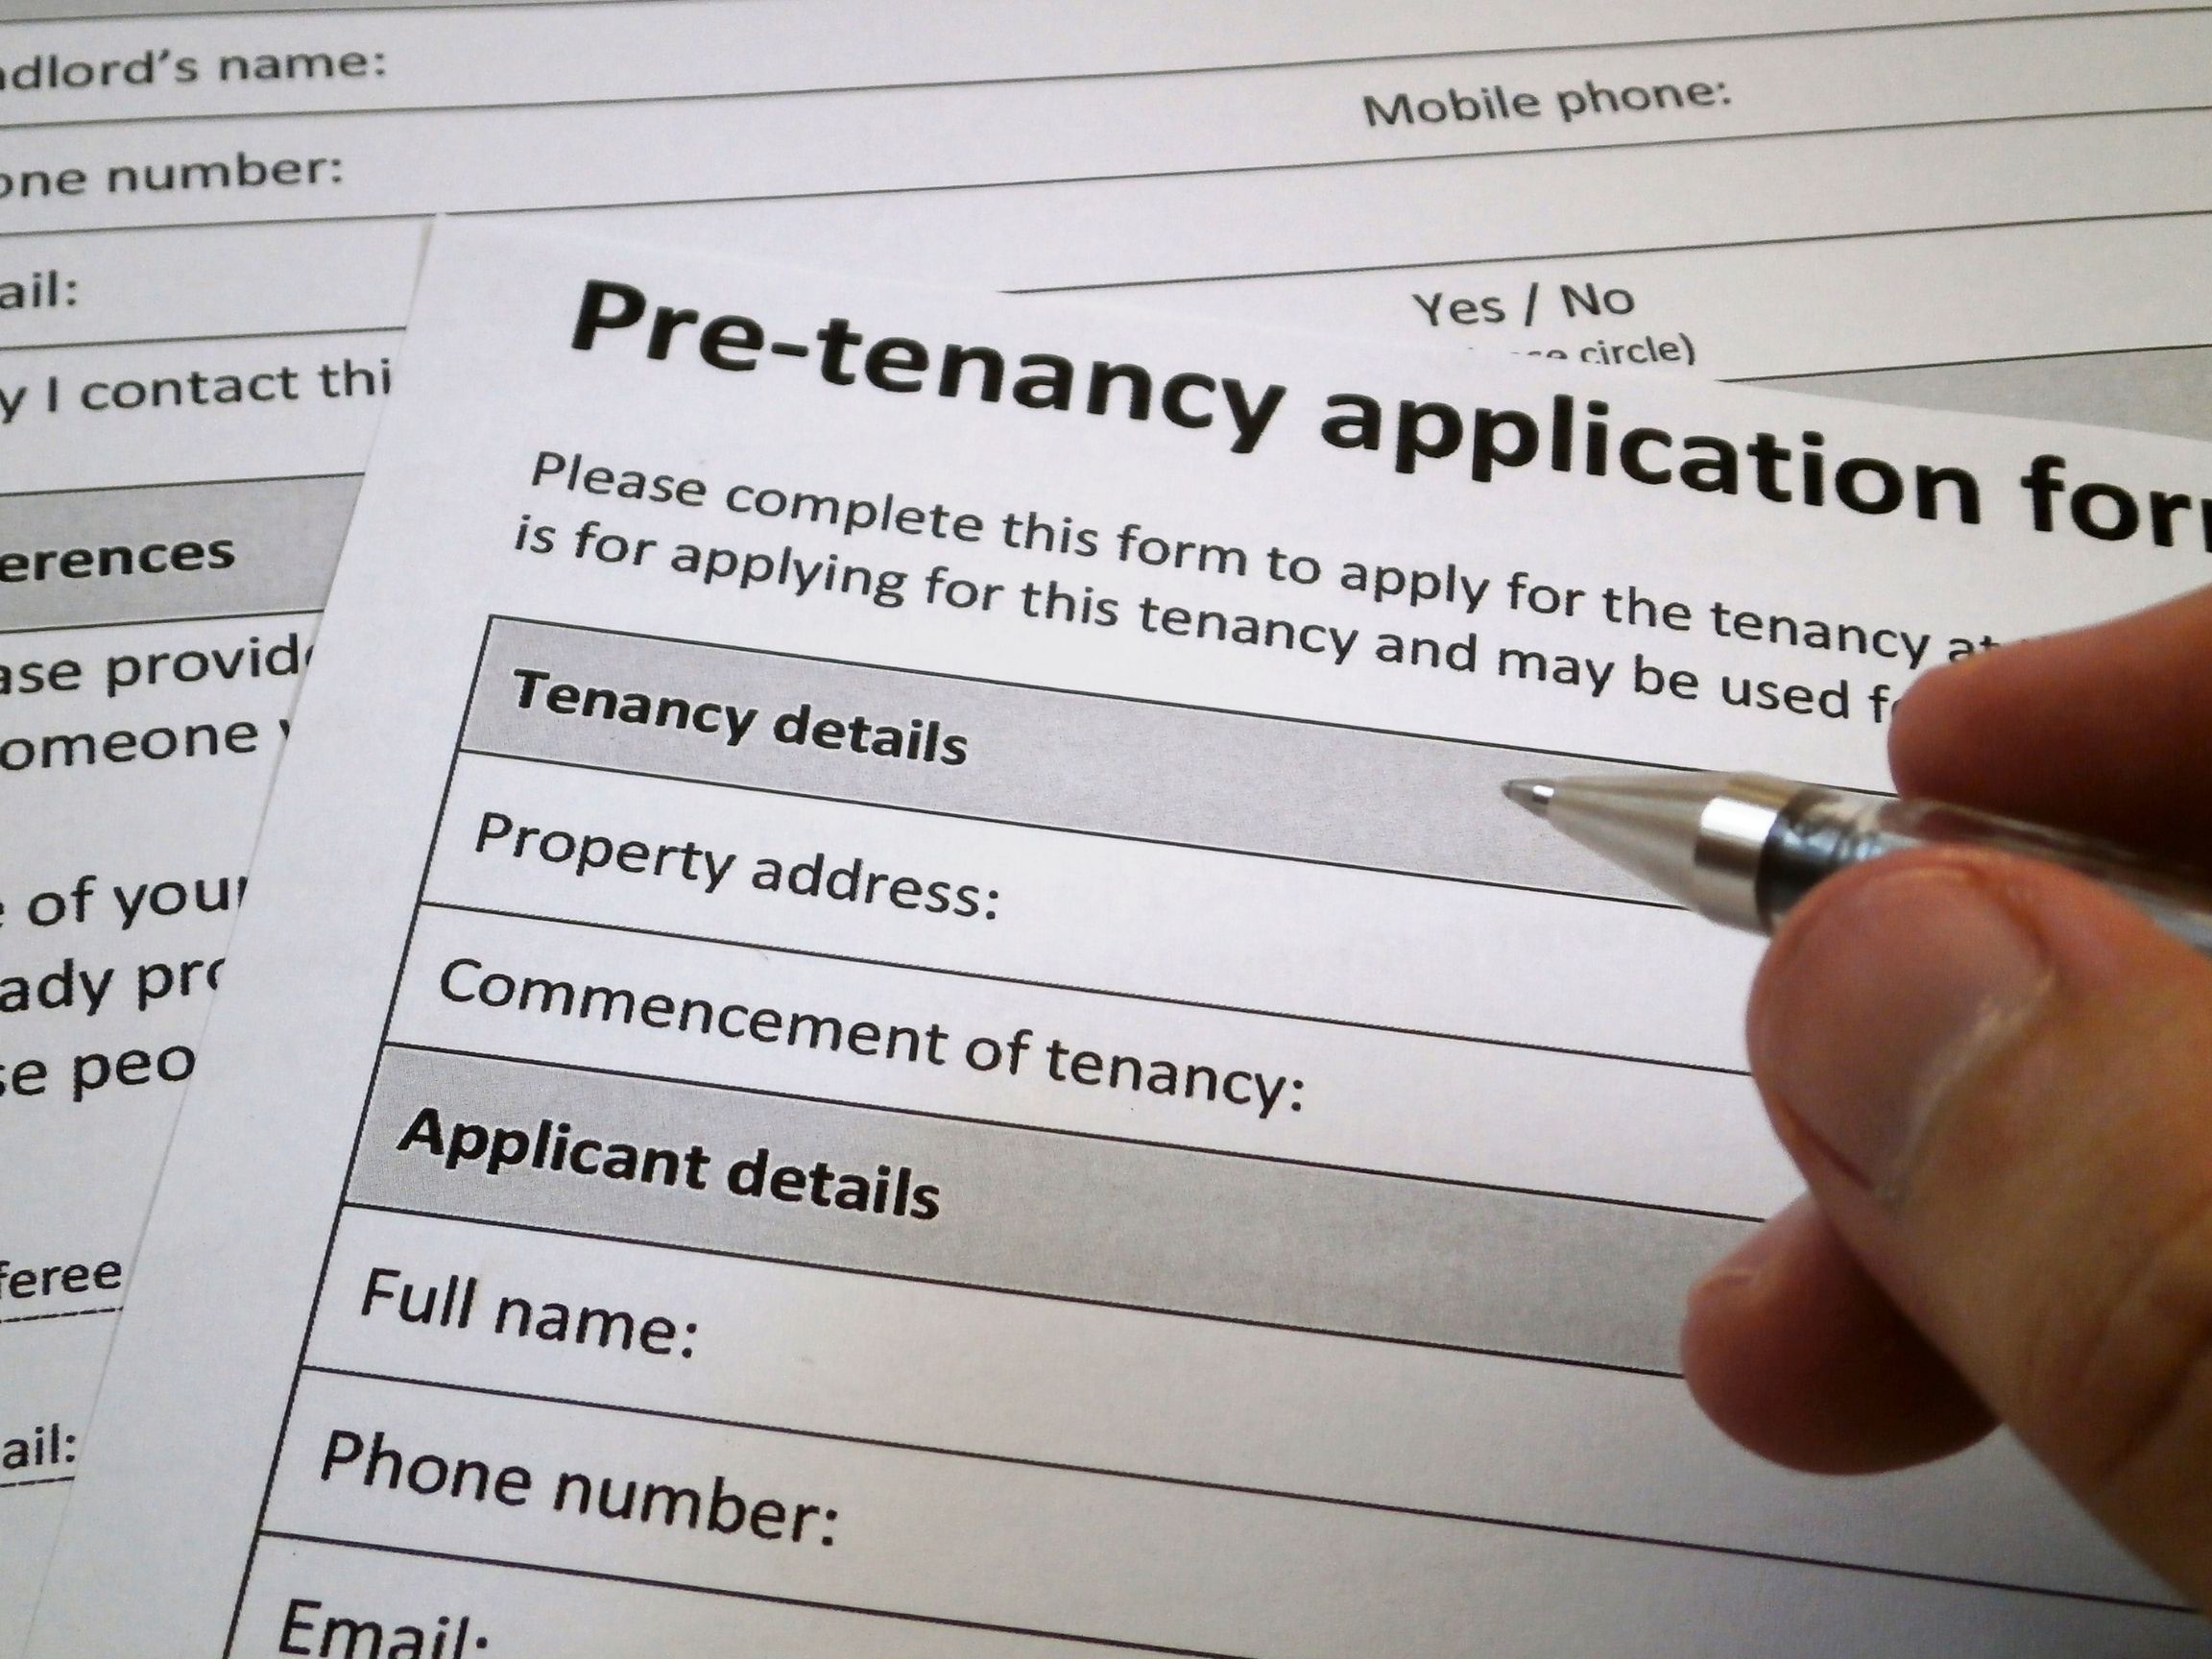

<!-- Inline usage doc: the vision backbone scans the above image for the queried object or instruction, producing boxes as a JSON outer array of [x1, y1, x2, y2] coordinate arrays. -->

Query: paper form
[[34, 219, 2212, 1654], [0, 348, 384, 1643], [3, 3, 2212, 420], [0, 463, 370, 1646], [6, 0, 2212, 1644]]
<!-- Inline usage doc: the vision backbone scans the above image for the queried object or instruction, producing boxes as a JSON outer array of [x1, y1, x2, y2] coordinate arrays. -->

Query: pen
[[1503, 769, 2212, 956]]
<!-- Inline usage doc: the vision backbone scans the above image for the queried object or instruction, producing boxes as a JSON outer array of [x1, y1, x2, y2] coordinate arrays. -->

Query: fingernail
[[1752, 863, 2053, 1199], [1689, 1214, 1791, 1305]]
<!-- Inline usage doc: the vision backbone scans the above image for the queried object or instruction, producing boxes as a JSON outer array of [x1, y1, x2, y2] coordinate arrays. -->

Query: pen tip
[[1503, 778, 1556, 817]]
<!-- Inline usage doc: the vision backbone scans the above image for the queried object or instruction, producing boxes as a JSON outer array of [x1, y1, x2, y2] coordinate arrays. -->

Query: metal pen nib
[[1503, 772, 1795, 930], [1504, 767, 2212, 954], [1502, 778, 1554, 816]]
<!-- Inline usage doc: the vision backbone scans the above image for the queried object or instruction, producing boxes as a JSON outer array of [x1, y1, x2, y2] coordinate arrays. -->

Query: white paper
[[35, 218, 2212, 1654], [0, 446, 371, 1645], [8, 2, 2212, 1645], [5, 3, 2212, 417]]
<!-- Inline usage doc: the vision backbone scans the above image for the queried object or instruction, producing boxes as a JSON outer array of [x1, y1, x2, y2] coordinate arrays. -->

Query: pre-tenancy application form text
[[6, 2, 2212, 1646], [34, 220, 2212, 1657]]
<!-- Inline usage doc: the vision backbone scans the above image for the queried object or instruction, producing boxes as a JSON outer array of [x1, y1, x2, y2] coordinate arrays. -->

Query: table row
[[250, 1348, 2185, 1658]]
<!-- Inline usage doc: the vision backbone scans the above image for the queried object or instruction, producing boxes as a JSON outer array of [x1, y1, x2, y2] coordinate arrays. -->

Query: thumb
[[1751, 848, 2212, 1603]]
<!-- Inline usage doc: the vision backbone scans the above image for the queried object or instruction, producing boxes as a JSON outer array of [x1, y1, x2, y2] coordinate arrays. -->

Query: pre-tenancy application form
[[7, 0, 2212, 1646], [36, 220, 2212, 1654]]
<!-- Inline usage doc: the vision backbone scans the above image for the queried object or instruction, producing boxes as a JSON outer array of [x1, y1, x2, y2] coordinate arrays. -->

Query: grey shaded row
[[0, 475, 355, 635]]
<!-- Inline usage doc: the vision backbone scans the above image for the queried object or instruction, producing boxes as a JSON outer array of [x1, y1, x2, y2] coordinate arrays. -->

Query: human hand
[[1680, 584, 2212, 1606]]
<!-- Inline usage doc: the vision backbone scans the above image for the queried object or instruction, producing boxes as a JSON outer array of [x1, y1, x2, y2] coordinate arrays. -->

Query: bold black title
[[570, 278, 2212, 555]]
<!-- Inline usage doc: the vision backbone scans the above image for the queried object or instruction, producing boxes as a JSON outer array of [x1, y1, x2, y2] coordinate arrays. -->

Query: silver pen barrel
[[1512, 769, 2212, 955]]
